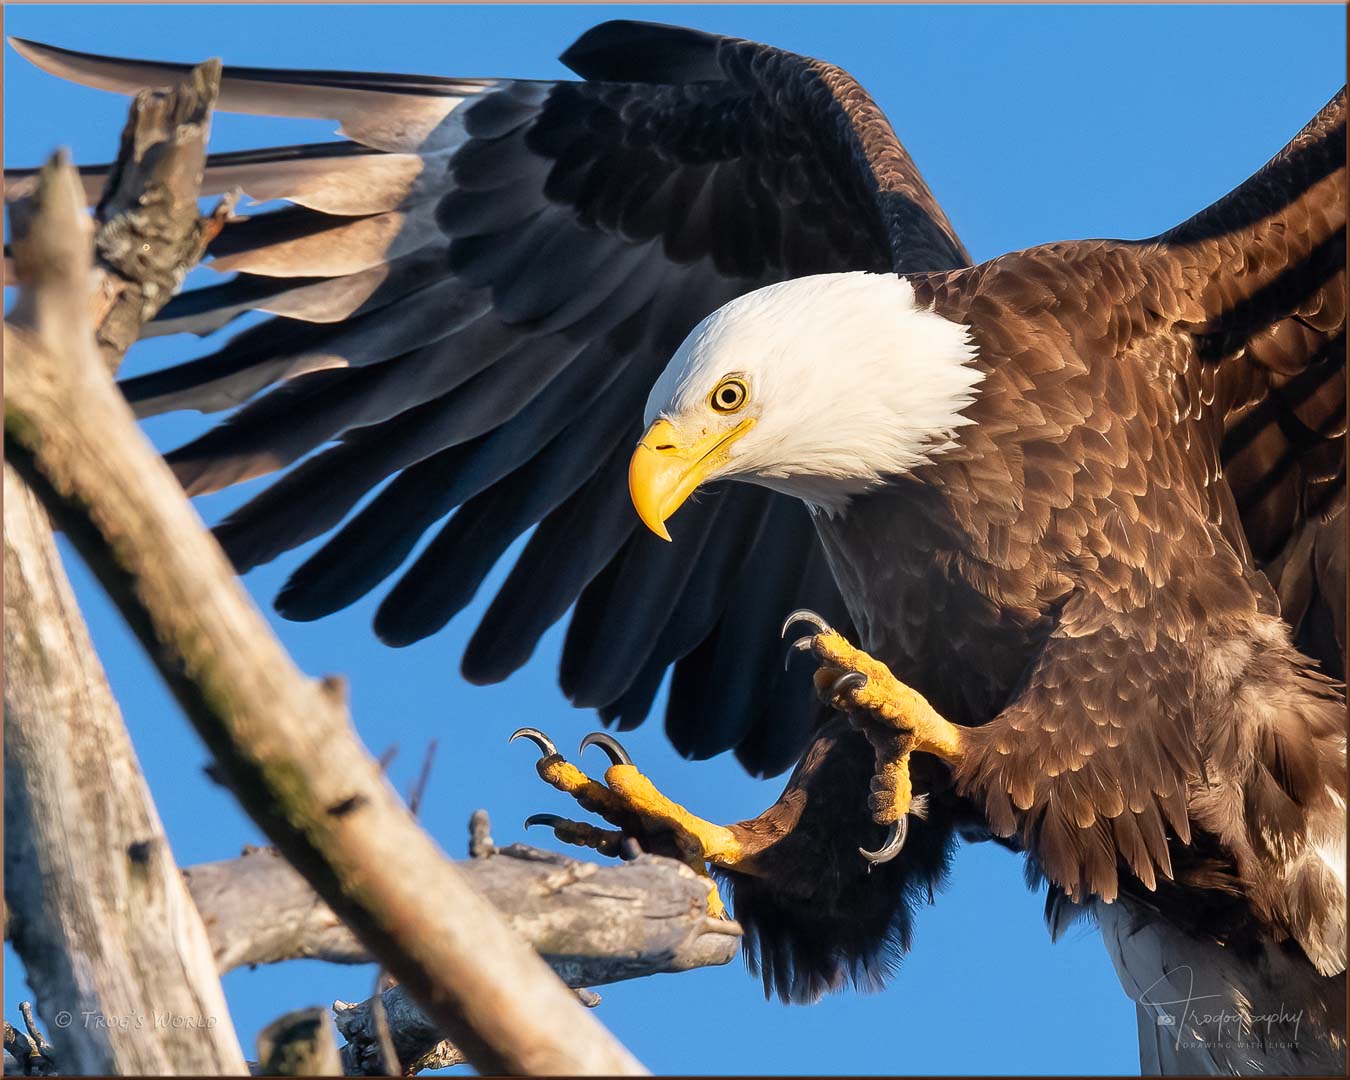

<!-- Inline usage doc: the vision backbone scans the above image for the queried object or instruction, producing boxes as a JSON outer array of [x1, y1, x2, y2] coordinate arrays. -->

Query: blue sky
[[4, 5, 1344, 1075]]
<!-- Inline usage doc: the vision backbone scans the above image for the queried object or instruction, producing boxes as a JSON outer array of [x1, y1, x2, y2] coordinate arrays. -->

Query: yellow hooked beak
[[628, 417, 756, 541]]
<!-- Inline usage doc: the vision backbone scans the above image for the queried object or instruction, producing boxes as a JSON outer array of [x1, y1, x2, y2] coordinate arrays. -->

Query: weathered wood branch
[[3, 467, 248, 1076], [95, 60, 230, 363], [256, 1008, 343, 1077], [332, 982, 612, 1075], [7, 57, 734, 1078], [4, 1005, 57, 1076], [3, 72, 249, 1073], [185, 821, 735, 1072], [185, 846, 370, 973], [187, 837, 739, 979], [333, 989, 466, 1075], [4, 59, 229, 371], [4, 150, 645, 1075]]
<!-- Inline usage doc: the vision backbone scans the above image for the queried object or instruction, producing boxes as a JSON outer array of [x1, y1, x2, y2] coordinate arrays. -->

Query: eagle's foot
[[510, 728, 740, 917], [782, 610, 966, 865]]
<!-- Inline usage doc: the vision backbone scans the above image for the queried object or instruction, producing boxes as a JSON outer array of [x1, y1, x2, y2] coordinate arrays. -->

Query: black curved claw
[[830, 671, 869, 698], [783, 635, 817, 671], [524, 813, 567, 831], [510, 727, 558, 757], [859, 816, 908, 866], [780, 608, 833, 640], [579, 731, 633, 767]]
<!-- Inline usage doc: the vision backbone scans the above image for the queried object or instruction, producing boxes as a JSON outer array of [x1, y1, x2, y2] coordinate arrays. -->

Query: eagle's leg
[[510, 728, 745, 918], [783, 610, 967, 864]]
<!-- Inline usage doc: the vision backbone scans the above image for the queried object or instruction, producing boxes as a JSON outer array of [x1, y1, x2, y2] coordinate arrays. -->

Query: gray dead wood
[[333, 990, 465, 1075], [4, 59, 229, 373], [3, 75, 249, 1073], [334, 979, 614, 1075], [256, 1008, 343, 1077], [324, 831, 740, 1075], [3, 148, 645, 1076], [189, 828, 737, 1073], [3, 453, 246, 1078], [185, 847, 369, 973], [187, 840, 739, 980], [3, 1007, 58, 1076], [91, 60, 231, 363]]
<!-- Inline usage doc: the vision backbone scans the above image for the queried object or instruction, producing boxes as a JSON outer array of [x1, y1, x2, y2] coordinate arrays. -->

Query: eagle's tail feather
[[1097, 896, 1347, 1074]]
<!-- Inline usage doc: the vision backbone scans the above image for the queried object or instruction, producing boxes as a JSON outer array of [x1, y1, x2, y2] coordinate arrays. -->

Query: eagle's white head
[[630, 272, 983, 539]]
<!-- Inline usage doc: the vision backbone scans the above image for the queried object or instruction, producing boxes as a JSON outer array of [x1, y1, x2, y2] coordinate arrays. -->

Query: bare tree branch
[[6, 97, 243, 1066], [185, 836, 739, 980], [256, 1008, 343, 1077], [91, 59, 233, 365], [3, 464, 249, 1074], [4, 61, 231, 370], [468, 809, 494, 860], [325, 832, 740, 1074], [185, 829, 737, 1073], [334, 980, 619, 1076], [13, 1010, 52, 1074], [365, 980, 401, 1076], [6, 56, 733, 1078], [3, 148, 646, 1076], [333, 991, 463, 1076], [4, 147, 249, 1073], [4, 1008, 57, 1076]]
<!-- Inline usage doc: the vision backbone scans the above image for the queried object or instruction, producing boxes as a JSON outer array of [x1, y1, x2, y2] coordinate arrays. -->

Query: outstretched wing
[[8, 22, 969, 776], [1161, 88, 1346, 678], [949, 89, 1345, 961]]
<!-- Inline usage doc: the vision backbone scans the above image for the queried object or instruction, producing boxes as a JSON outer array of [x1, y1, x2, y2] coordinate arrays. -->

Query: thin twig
[[13, 1010, 50, 1067], [407, 741, 438, 819], [468, 810, 494, 860]]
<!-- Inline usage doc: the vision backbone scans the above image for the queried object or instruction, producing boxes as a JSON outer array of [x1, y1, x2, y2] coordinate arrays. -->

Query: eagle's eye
[[710, 376, 749, 414]]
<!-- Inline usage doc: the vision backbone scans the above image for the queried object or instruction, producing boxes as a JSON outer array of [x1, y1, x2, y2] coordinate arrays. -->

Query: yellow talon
[[513, 729, 741, 919], [524, 814, 627, 858], [704, 882, 727, 920], [869, 738, 916, 825], [537, 758, 629, 820], [809, 628, 966, 766]]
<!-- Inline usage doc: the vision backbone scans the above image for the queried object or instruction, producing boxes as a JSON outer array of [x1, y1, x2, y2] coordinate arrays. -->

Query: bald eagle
[[10, 19, 1345, 1075]]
